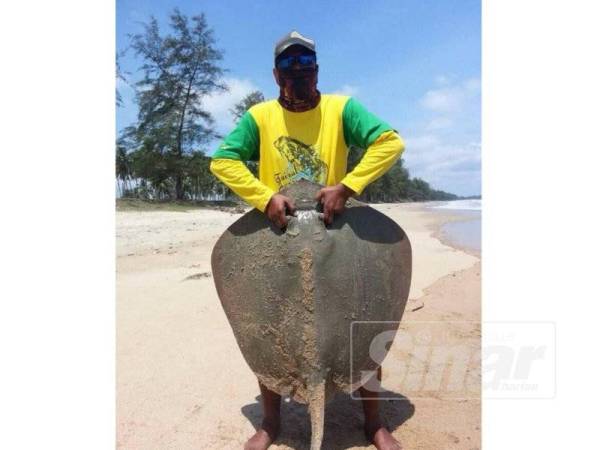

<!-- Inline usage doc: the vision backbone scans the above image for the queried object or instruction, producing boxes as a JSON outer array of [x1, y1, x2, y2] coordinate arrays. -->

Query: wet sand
[[116, 202, 481, 449]]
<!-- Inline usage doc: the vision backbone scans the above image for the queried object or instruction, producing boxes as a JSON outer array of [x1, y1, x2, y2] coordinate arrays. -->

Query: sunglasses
[[276, 54, 317, 70]]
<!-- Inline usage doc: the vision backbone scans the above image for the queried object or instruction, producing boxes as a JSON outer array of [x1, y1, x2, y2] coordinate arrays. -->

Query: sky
[[116, 0, 481, 196]]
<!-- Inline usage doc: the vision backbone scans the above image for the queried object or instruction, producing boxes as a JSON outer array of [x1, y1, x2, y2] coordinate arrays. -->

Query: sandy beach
[[117, 202, 481, 450]]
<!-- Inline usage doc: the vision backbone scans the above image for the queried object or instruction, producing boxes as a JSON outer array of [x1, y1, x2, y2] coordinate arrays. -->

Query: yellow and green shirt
[[210, 95, 404, 211]]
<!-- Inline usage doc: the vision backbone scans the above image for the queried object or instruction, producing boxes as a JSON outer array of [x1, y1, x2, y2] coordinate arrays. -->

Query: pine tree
[[129, 8, 226, 199]]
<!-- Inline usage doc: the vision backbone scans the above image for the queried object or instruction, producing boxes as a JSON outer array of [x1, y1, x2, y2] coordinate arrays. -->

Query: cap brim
[[275, 39, 315, 58]]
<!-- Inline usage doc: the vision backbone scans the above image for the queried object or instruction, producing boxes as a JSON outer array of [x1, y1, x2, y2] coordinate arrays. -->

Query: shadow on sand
[[241, 388, 415, 449]]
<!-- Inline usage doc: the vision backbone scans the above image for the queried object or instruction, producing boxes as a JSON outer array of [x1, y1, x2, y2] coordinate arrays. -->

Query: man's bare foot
[[243, 419, 280, 450], [365, 424, 402, 450]]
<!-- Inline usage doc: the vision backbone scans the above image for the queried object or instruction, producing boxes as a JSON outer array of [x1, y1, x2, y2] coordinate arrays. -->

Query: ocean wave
[[431, 199, 482, 211]]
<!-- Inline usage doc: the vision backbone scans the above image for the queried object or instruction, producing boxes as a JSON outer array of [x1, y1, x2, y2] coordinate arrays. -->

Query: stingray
[[211, 180, 412, 449]]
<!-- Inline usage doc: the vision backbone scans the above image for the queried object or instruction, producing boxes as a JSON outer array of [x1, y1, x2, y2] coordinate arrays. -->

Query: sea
[[429, 199, 481, 254]]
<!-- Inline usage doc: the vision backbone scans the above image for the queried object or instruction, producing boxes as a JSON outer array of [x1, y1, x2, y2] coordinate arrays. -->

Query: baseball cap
[[274, 30, 316, 59]]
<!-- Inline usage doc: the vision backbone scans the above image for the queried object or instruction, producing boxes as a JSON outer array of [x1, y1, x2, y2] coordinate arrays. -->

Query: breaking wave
[[431, 199, 482, 211]]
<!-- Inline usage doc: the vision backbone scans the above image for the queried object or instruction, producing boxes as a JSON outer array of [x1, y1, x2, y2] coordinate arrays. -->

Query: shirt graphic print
[[273, 136, 329, 188]]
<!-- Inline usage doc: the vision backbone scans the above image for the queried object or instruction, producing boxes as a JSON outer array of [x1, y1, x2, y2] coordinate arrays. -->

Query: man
[[210, 31, 405, 450]]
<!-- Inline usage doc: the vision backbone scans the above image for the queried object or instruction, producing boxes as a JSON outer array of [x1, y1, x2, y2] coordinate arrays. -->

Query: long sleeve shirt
[[210, 95, 405, 211]]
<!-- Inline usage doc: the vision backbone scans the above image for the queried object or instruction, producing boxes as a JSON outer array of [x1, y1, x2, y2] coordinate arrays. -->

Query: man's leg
[[359, 367, 402, 450], [244, 381, 281, 450]]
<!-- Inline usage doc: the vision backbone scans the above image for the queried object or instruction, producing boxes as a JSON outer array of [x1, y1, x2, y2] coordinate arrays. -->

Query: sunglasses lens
[[277, 57, 292, 69], [277, 54, 316, 70], [299, 55, 315, 65]]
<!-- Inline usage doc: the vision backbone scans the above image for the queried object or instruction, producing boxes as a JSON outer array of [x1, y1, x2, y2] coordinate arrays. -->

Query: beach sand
[[116, 202, 481, 449]]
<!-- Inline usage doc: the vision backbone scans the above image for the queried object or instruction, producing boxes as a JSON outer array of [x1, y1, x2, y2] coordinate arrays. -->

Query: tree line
[[116, 8, 459, 203]]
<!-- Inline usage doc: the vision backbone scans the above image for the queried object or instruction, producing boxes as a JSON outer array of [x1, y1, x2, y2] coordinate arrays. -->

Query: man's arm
[[340, 97, 405, 194], [210, 159, 274, 211], [315, 98, 405, 224], [341, 129, 405, 195], [210, 111, 296, 227]]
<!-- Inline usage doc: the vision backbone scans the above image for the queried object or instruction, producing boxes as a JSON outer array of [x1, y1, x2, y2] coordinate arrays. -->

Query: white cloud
[[332, 84, 359, 97], [419, 87, 462, 112], [419, 77, 480, 113], [403, 138, 481, 195], [434, 74, 450, 85], [404, 134, 441, 150], [202, 77, 261, 133], [426, 117, 453, 130], [463, 77, 481, 93], [401, 77, 481, 196]]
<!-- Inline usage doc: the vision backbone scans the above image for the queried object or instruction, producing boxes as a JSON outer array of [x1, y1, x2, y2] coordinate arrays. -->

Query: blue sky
[[117, 0, 481, 196]]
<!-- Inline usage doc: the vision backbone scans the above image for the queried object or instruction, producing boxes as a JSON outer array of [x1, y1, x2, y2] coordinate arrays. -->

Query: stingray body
[[211, 180, 412, 449]]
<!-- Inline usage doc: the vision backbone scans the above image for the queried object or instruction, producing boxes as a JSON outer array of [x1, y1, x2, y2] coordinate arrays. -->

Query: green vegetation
[[117, 8, 459, 204], [117, 8, 226, 200], [229, 90, 265, 122]]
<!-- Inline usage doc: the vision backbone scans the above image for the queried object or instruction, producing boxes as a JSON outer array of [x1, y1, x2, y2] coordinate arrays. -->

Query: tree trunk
[[175, 175, 184, 200], [173, 66, 199, 202]]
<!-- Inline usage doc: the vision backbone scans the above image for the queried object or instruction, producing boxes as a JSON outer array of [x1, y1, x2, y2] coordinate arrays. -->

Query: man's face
[[273, 45, 318, 89]]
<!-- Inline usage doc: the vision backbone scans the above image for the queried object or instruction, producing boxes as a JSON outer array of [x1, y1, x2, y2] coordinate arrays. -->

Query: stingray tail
[[307, 378, 326, 450]]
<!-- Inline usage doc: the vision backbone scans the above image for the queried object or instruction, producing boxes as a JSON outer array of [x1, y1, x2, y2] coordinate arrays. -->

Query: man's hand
[[315, 183, 355, 225], [265, 193, 296, 228]]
